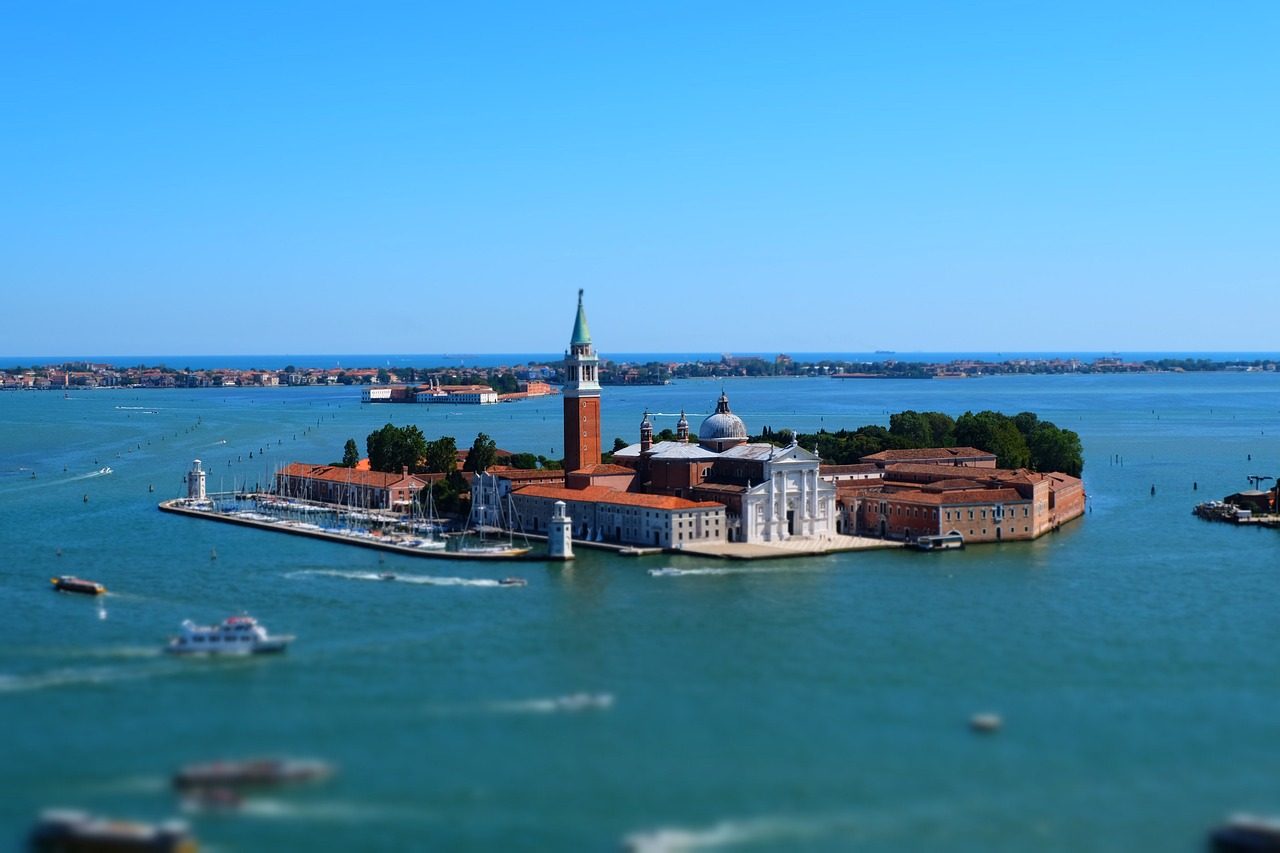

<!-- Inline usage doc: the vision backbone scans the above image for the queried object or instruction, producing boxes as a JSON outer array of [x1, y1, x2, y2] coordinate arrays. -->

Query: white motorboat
[[165, 615, 293, 656]]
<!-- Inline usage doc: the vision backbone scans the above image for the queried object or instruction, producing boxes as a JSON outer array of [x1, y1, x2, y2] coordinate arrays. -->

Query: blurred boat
[[173, 757, 333, 790], [165, 616, 292, 656], [1209, 814, 1280, 852], [379, 572, 397, 581], [28, 809, 196, 852], [50, 576, 106, 595], [498, 577, 527, 587], [179, 786, 242, 813]]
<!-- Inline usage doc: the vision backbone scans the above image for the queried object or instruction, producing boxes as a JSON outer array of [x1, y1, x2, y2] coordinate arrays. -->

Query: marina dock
[[158, 499, 547, 561]]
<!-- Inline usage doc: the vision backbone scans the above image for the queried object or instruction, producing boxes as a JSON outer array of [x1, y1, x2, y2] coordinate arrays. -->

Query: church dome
[[698, 392, 748, 448]]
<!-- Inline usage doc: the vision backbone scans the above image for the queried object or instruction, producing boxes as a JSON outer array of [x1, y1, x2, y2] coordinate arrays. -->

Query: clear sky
[[3, 2, 1277, 356]]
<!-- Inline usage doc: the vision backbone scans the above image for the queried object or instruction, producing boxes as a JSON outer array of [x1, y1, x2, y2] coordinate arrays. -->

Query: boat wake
[[647, 566, 780, 578], [284, 569, 502, 588], [0, 663, 182, 694], [68, 467, 113, 482], [623, 814, 854, 852], [486, 693, 615, 714], [88, 774, 169, 794], [428, 692, 615, 717], [212, 798, 424, 822]]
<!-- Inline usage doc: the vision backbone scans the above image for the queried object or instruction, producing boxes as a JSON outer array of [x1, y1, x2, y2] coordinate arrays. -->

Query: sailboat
[[404, 485, 446, 551], [451, 489, 531, 557]]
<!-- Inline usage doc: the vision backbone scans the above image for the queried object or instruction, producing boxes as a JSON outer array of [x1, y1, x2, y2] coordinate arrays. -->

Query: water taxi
[[165, 615, 293, 656], [50, 576, 106, 595]]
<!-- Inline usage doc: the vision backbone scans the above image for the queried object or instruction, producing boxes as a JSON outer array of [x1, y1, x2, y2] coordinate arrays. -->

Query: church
[[474, 291, 838, 547], [611, 393, 838, 544]]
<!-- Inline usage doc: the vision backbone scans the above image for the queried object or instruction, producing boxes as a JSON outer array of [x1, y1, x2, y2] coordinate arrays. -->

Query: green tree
[[423, 436, 459, 474], [1027, 423, 1085, 476], [376, 368, 391, 385], [341, 438, 360, 468], [955, 411, 1031, 469], [365, 423, 429, 473], [507, 452, 539, 470], [463, 432, 499, 473], [889, 410, 933, 446]]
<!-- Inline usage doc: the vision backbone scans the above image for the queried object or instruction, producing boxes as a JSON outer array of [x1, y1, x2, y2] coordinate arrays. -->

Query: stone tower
[[562, 289, 601, 472], [188, 459, 207, 500], [548, 500, 574, 560]]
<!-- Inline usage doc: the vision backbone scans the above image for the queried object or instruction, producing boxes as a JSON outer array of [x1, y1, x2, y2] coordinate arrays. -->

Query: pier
[[158, 498, 548, 561]]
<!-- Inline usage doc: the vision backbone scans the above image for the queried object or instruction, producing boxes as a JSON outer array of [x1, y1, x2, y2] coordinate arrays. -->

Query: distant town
[[1, 354, 1277, 391]]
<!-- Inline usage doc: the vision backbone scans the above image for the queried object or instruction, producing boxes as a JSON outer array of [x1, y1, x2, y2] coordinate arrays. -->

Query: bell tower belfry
[[562, 289, 601, 473]]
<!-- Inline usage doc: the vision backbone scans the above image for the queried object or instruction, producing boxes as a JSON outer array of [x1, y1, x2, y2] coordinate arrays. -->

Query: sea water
[[1, 372, 1277, 850]]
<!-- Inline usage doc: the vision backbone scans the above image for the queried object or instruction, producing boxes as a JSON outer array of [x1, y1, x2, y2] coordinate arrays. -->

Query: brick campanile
[[562, 289, 601, 472]]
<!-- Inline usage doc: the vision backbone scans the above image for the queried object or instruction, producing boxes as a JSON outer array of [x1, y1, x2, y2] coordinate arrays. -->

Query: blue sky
[[3, 2, 1277, 355]]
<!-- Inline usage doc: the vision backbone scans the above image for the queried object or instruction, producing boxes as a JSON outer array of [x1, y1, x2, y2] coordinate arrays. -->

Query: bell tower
[[562, 289, 601, 473]]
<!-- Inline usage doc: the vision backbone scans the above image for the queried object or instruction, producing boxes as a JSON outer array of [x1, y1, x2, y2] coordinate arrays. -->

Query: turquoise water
[[2, 373, 1278, 851]]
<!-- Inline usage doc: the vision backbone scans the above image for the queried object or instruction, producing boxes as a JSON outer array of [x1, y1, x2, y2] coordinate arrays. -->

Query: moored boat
[[913, 532, 965, 551], [165, 615, 293, 656], [173, 757, 334, 790], [50, 576, 106, 595]]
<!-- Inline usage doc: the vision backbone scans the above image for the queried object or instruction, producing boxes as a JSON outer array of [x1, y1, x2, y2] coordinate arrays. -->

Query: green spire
[[570, 288, 591, 346]]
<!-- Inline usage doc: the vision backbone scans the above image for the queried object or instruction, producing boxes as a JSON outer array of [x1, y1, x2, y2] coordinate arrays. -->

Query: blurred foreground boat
[[28, 809, 196, 853], [173, 757, 333, 790], [1209, 814, 1280, 852]]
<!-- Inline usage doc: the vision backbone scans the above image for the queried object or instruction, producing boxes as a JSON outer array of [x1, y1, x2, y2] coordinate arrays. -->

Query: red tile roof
[[861, 447, 996, 462], [277, 462, 424, 488], [486, 466, 567, 482], [569, 464, 635, 476], [513, 484, 723, 511]]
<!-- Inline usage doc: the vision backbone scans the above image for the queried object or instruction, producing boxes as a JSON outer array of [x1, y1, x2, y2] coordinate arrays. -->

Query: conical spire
[[570, 288, 591, 346]]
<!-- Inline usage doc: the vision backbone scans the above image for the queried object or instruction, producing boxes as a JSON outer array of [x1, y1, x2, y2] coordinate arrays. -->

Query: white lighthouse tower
[[188, 459, 207, 501], [548, 500, 574, 560]]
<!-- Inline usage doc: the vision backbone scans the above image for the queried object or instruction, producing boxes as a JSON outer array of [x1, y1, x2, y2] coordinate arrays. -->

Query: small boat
[[913, 532, 965, 551], [50, 576, 106, 595], [173, 757, 334, 790], [1209, 814, 1280, 852], [379, 572, 397, 581], [969, 712, 1003, 733], [28, 809, 196, 853], [498, 577, 527, 587], [165, 615, 293, 656]]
